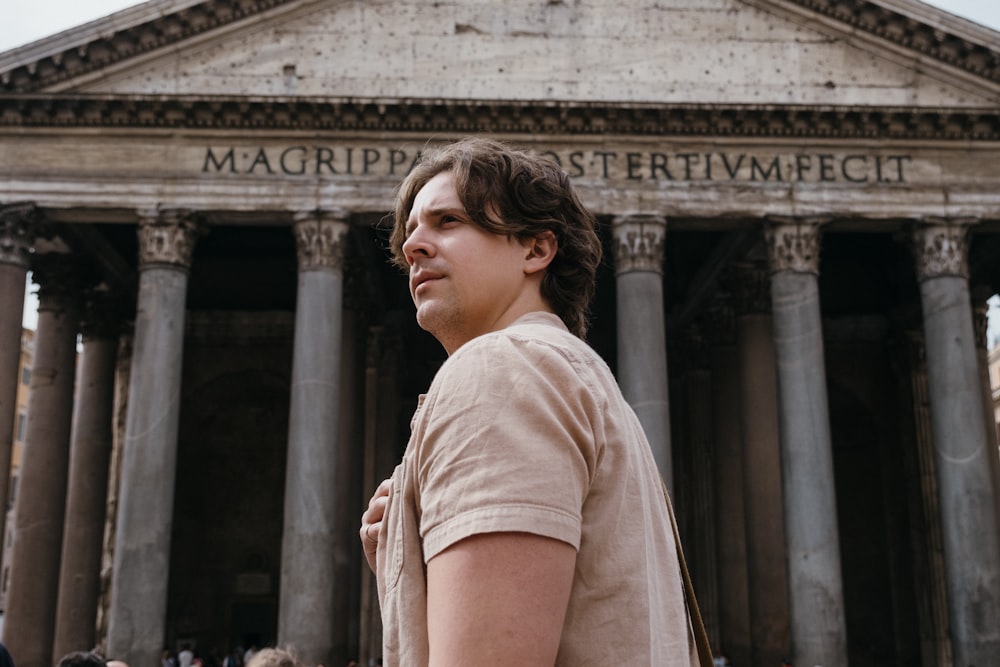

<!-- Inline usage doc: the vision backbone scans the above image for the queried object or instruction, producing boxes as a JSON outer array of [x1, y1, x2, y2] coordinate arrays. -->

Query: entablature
[[1, 94, 998, 140]]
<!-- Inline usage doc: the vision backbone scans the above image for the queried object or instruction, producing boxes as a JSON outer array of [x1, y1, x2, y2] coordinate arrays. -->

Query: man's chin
[[414, 305, 438, 333], [415, 305, 455, 339]]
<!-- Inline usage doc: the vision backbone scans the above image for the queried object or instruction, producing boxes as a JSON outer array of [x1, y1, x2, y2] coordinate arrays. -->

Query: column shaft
[[0, 204, 35, 576], [108, 212, 199, 667], [683, 355, 719, 644], [278, 215, 348, 665], [2, 258, 80, 667], [53, 330, 118, 658], [707, 303, 751, 667], [0, 264, 27, 513], [901, 331, 952, 665], [729, 262, 789, 667], [913, 223, 1000, 665], [972, 290, 1000, 545], [920, 279, 1000, 662], [613, 215, 672, 487], [766, 222, 848, 666]]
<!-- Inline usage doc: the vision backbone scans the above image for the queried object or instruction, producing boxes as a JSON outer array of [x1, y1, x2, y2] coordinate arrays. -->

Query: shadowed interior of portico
[[20, 212, 989, 664]]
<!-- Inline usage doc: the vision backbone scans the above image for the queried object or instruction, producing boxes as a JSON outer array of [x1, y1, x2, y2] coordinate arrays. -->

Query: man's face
[[402, 171, 535, 354]]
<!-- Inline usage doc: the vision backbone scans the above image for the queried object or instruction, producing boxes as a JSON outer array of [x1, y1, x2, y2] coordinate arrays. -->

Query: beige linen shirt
[[376, 312, 697, 666]]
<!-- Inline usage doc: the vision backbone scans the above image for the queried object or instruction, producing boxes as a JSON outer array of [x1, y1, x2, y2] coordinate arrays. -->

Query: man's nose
[[402, 224, 433, 263]]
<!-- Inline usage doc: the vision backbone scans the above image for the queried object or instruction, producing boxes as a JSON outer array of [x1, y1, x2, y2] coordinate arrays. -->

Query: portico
[[2, 1, 999, 667]]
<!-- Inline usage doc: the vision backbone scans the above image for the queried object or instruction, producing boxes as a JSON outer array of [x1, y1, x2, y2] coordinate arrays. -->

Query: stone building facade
[[1, 1, 999, 666]]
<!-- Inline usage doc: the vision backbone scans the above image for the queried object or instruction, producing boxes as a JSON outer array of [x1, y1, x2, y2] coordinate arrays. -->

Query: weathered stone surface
[[65, 1, 997, 107]]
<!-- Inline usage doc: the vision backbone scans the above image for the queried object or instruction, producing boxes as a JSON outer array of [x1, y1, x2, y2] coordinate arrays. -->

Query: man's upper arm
[[425, 531, 576, 667]]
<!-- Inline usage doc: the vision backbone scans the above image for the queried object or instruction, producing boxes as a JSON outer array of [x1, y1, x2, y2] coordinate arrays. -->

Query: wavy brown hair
[[390, 137, 602, 338]]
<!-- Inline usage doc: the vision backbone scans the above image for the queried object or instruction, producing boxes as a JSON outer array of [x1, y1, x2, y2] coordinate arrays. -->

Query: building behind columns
[[1, 328, 34, 611], [1, 1, 1000, 666]]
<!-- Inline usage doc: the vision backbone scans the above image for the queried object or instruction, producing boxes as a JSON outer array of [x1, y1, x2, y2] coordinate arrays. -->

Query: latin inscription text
[[202, 146, 911, 184]]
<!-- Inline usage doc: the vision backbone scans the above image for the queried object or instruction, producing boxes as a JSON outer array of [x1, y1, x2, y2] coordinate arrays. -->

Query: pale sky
[[6, 0, 1000, 339]]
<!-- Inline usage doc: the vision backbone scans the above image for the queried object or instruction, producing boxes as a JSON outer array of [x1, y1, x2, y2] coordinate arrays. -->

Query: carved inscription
[[202, 145, 911, 184]]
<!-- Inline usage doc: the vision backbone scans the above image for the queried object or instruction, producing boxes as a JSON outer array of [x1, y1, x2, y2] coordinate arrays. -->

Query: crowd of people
[[0, 643, 368, 667]]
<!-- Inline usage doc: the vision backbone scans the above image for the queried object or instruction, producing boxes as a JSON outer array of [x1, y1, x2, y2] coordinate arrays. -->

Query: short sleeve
[[414, 332, 601, 561]]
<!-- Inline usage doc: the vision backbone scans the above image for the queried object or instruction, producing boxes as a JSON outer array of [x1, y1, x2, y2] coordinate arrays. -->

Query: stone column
[[911, 221, 1000, 665], [727, 259, 789, 667], [677, 329, 719, 644], [0, 203, 36, 566], [107, 210, 201, 667], [612, 215, 673, 488], [704, 297, 751, 667], [53, 291, 123, 658], [764, 219, 848, 667], [898, 330, 952, 666], [96, 330, 134, 655], [2, 254, 82, 667], [360, 326, 401, 665], [278, 212, 349, 665], [972, 286, 1000, 545]]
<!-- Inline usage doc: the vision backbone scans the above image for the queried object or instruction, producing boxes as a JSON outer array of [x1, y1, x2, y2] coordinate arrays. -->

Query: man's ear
[[523, 231, 557, 274]]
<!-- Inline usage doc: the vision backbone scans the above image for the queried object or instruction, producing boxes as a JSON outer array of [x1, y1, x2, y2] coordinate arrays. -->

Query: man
[[360, 137, 698, 665]]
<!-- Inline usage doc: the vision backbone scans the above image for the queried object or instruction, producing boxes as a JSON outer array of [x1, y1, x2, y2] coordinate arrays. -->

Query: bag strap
[[661, 477, 715, 667]]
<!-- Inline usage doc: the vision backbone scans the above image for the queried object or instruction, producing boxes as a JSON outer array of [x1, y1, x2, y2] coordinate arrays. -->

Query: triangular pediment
[[2, 0, 998, 107]]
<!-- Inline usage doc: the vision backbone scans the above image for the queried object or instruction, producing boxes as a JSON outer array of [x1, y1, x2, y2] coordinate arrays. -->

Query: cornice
[[0, 0, 997, 94], [784, 0, 1000, 85], [0, 0, 296, 93], [0, 94, 997, 140]]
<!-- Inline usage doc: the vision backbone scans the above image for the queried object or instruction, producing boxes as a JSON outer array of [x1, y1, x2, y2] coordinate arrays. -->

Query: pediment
[[1, 0, 998, 108]]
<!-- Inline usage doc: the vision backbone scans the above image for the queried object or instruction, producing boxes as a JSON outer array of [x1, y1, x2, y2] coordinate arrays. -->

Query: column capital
[[910, 218, 974, 282], [31, 253, 88, 311], [136, 209, 203, 271], [293, 211, 350, 271], [0, 203, 39, 269], [80, 287, 129, 342], [612, 214, 666, 275], [764, 216, 827, 276]]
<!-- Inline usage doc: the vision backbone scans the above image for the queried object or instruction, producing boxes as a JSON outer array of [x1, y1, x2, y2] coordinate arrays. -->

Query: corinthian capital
[[293, 211, 349, 271], [764, 216, 826, 275], [911, 219, 973, 282], [137, 209, 202, 270], [0, 203, 39, 269], [612, 214, 666, 275], [31, 253, 86, 312]]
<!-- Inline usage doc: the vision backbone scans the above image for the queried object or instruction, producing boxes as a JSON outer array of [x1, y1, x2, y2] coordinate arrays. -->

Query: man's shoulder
[[434, 313, 605, 395], [454, 313, 587, 364]]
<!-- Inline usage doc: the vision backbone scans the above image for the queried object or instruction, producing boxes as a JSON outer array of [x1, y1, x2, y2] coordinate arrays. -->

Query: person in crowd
[[54, 652, 106, 667], [360, 136, 699, 665], [0, 643, 15, 667], [245, 648, 299, 667], [222, 648, 241, 667]]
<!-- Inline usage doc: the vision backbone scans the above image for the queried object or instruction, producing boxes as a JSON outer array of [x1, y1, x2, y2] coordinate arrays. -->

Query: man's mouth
[[411, 271, 443, 295]]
